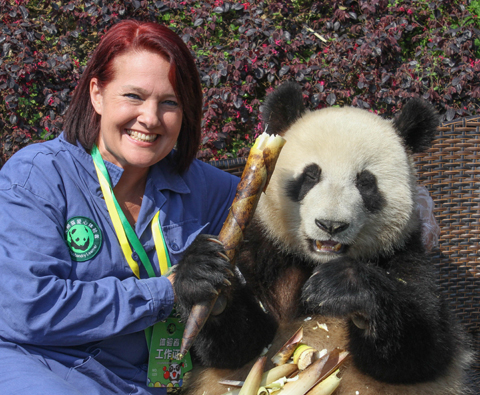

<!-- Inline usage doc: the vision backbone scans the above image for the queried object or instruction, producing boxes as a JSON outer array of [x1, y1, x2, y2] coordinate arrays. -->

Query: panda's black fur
[[174, 82, 473, 394]]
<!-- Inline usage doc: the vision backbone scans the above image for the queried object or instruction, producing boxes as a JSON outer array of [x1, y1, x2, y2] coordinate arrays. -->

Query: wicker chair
[[210, 115, 480, 374], [414, 115, 480, 373]]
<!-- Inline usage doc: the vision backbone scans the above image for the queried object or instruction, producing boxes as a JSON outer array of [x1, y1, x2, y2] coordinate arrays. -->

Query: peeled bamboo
[[239, 356, 267, 395], [277, 349, 349, 395], [178, 132, 287, 359], [271, 327, 304, 366], [293, 344, 321, 370], [219, 362, 299, 392], [260, 363, 298, 386], [278, 354, 330, 395], [305, 370, 342, 395]]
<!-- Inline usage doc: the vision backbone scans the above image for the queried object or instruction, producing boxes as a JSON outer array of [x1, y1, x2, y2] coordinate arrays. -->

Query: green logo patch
[[65, 216, 102, 261]]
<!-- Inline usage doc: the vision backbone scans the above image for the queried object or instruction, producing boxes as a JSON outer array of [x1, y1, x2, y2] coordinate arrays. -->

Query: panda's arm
[[190, 282, 277, 369], [174, 234, 277, 369], [301, 252, 463, 384]]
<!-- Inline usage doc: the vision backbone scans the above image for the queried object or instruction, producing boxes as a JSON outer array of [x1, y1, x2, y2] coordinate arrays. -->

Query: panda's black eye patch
[[355, 170, 385, 213], [286, 163, 321, 202]]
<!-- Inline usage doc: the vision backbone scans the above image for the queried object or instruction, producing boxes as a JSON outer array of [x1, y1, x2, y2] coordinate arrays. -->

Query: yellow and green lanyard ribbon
[[91, 144, 171, 349]]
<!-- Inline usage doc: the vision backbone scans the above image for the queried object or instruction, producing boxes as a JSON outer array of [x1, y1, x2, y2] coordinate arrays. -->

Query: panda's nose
[[315, 219, 349, 235]]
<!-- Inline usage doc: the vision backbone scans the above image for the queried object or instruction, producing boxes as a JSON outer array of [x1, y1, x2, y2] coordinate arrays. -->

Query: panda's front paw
[[301, 257, 374, 318], [173, 234, 235, 321]]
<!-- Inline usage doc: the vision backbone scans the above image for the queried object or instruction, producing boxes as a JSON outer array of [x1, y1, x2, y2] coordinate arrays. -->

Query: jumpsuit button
[[144, 244, 155, 253], [170, 243, 179, 251], [131, 252, 139, 261]]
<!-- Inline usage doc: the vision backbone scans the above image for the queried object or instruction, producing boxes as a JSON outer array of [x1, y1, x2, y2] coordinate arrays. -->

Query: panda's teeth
[[314, 240, 343, 253]]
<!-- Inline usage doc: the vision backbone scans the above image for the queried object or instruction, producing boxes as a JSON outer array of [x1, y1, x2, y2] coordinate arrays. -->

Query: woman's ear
[[90, 78, 103, 115]]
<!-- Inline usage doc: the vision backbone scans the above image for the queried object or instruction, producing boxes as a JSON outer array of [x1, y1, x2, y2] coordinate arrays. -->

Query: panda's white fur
[[257, 107, 419, 263], [178, 83, 474, 395]]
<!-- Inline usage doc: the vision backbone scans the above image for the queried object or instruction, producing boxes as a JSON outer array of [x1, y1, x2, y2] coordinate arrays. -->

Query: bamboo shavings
[[220, 326, 349, 395]]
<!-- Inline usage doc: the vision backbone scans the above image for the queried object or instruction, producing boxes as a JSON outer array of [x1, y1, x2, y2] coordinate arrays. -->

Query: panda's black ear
[[261, 82, 307, 136], [393, 98, 439, 153]]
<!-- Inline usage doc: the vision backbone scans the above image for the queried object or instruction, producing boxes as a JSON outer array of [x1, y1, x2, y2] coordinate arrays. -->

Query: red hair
[[64, 20, 202, 173]]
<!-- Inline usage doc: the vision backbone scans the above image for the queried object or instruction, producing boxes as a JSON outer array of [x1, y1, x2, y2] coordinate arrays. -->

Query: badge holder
[[147, 308, 193, 388]]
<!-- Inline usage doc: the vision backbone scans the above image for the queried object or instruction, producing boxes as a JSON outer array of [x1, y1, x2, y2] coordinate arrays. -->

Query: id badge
[[147, 316, 193, 388]]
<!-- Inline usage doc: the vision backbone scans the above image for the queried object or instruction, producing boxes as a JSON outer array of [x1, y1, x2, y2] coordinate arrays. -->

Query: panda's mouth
[[312, 239, 345, 254]]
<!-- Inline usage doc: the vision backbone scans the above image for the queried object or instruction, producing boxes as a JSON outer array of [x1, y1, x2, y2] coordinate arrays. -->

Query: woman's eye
[[125, 93, 141, 100], [163, 100, 179, 107]]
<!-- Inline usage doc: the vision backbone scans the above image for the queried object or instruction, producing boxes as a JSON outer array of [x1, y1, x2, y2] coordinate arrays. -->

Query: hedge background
[[1, 0, 479, 166]]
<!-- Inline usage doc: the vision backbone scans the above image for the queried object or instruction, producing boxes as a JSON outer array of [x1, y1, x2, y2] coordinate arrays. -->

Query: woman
[[0, 20, 238, 394]]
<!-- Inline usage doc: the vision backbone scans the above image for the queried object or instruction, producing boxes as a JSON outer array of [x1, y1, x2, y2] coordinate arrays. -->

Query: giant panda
[[174, 82, 474, 395]]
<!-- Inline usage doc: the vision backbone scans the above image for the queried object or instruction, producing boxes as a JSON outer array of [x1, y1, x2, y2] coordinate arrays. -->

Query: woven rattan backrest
[[208, 157, 247, 177], [414, 115, 480, 335]]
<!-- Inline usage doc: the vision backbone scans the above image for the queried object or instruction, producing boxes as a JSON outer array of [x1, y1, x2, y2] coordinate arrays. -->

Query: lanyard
[[91, 145, 172, 349], [91, 144, 171, 279]]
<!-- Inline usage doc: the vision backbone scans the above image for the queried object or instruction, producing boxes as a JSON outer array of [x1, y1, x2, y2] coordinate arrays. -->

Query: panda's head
[[256, 82, 438, 263]]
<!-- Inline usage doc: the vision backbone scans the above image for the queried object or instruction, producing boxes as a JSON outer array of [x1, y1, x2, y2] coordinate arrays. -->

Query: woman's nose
[[138, 102, 161, 128]]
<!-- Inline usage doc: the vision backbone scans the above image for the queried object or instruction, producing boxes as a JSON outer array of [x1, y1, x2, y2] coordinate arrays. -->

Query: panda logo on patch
[[65, 216, 102, 262], [67, 225, 92, 252]]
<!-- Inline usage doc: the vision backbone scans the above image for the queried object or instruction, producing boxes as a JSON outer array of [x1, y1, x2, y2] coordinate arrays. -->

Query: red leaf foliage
[[0, 0, 479, 165]]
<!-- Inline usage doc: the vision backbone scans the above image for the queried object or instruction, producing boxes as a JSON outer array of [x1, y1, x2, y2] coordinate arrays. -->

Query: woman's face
[[90, 50, 183, 173]]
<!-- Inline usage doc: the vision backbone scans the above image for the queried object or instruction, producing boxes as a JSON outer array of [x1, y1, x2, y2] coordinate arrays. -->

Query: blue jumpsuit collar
[[58, 133, 191, 195]]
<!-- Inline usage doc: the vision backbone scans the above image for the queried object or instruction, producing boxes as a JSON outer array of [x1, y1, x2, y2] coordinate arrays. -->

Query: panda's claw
[[207, 237, 223, 246], [223, 279, 232, 287], [216, 251, 230, 262], [352, 314, 369, 330]]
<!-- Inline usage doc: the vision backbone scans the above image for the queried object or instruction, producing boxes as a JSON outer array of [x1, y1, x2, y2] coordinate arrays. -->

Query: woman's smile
[[125, 129, 159, 143]]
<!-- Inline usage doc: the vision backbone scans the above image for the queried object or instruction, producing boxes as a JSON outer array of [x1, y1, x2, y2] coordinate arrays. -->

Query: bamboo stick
[[178, 132, 286, 359]]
